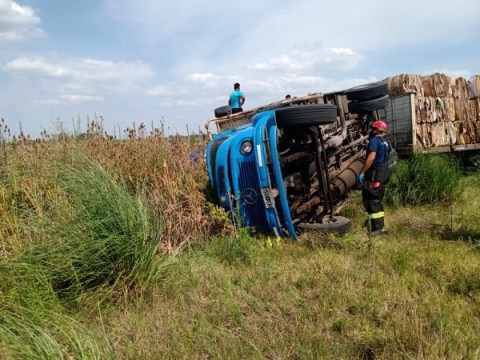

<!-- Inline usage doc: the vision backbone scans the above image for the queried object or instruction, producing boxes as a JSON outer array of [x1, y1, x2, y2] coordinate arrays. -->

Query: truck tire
[[275, 104, 337, 127], [214, 105, 232, 118], [348, 95, 390, 114], [297, 216, 351, 235], [345, 81, 388, 101]]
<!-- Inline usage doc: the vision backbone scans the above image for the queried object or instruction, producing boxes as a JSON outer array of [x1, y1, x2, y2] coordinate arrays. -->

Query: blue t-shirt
[[368, 136, 390, 167], [229, 90, 244, 109]]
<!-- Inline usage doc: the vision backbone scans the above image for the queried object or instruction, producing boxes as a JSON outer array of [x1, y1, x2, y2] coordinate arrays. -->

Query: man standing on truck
[[357, 120, 392, 237], [229, 82, 245, 114]]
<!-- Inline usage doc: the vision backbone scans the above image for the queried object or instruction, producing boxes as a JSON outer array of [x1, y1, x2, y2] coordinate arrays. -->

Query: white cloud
[[60, 94, 104, 102], [33, 98, 60, 105], [251, 47, 362, 73], [186, 72, 221, 87], [0, 0, 43, 41], [4, 57, 68, 76], [34, 94, 104, 105], [252, 55, 295, 71], [280, 74, 329, 87], [3, 56, 154, 82], [2, 54, 155, 107]]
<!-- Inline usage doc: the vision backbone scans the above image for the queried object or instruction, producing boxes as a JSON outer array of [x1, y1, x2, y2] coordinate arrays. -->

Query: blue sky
[[1, 0, 479, 138]]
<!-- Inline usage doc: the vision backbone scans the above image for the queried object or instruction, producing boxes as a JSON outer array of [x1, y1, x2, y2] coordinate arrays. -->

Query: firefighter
[[357, 120, 392, 236]]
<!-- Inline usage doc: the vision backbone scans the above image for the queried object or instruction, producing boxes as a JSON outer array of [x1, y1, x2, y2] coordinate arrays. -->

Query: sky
[[0, 0, 479, 138]]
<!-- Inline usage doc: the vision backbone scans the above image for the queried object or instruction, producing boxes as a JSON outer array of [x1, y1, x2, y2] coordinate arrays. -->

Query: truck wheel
[[214, 105, 232, 118], [297, 216, 351, 235], [345, 81, 388, 101], [275, 104, 337, 127], [348, 95, 390, 114]]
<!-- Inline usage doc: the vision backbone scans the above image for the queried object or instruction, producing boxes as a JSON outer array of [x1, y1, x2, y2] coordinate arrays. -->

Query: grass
[[0, 136, 175, 358], [108, 224, 480, 359], [385, 154, 464, 207], [1, 120, 480, 359], [103, 157, 480, 359], [0, 305, 111, 360]]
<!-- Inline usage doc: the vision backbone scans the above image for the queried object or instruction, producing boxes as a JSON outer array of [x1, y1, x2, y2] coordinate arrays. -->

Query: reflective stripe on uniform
[[368, 211, 385, 220]]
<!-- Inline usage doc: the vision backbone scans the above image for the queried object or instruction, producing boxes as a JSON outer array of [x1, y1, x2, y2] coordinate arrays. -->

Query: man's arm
[[240, 95, 245, 106], [360, 151, 376, 175]]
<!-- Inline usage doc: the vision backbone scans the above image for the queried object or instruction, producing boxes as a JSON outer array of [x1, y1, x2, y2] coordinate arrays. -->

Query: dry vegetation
[[1, 118, 480, 359], [0, 119, 229, 256]]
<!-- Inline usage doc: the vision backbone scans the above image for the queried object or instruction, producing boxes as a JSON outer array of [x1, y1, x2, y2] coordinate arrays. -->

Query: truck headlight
[[240, 140, 253, 155]]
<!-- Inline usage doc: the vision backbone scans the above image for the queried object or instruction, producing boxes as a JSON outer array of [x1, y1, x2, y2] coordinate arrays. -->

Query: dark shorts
[[231, 108, 243, 114]]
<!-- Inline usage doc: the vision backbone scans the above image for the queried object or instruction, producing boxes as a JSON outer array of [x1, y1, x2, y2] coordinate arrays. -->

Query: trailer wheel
[[348, 95, 390, 114], [297, 216, 351, 235], [214, 105, 232, 118], [275, 104, 337, 127], [345, 81, 388, 101]]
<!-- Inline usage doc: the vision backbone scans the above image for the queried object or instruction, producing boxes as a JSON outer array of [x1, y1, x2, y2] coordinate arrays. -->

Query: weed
[[386, 154, 464, 207], [205, 227, 258, 266]]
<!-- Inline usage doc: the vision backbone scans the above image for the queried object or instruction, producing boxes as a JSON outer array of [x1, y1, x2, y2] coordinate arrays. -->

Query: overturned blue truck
[[205, 75, 480, 239]]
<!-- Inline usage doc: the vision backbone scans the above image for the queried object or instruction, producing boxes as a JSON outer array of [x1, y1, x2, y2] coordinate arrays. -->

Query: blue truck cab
[[206, 87, 390, 239]]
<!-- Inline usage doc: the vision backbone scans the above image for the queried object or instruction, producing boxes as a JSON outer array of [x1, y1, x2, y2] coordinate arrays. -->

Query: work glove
[[357, 173, 364, 185]]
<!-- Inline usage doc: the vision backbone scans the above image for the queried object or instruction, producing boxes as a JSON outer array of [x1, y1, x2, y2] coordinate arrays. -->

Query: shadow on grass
[[440, 226, 480, 243]]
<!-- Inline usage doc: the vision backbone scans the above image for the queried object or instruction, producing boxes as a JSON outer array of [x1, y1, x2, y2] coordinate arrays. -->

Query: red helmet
[[371, 120, 388, 132]]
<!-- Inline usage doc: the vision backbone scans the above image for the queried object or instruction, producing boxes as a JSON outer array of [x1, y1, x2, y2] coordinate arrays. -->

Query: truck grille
[[210, 137, 228, 183], [238, 161, 269, 229], [218, 166, 227, 194]]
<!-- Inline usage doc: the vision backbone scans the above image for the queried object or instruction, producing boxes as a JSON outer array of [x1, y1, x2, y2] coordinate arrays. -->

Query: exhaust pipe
[[330, 159, 364, 200]]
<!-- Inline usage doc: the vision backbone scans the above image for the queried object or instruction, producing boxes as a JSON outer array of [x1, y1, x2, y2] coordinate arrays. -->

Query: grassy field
[[0, 125, 479, 359], [107, 177, 480, 359]]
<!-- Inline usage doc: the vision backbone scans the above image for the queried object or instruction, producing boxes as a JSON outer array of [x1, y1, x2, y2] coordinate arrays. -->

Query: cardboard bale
[[475, 121, 480, 142], [447, 122, 458, 145], [434, 97, 451, 122], [469, 75, 480, 98], [416, 97, 437, 123], [454, 98, 477, 122], [416, 96, 454, 123], [422, 73, 452, 97], [453, 77, 471, 99], [466, 120, 477, 143], [431, 122, 450, 146], [454, 121, 473, 145], [416, 122, 457, 147], [416, 123, 432, 148], [474, 98, 480, 121], [416, 97, 429, 123], [448, 76, 456, 97], [444, 97, 456, 121], [468, 99, 477, 121], [454, 98, 468, 121], [387, 74, 424, 97]]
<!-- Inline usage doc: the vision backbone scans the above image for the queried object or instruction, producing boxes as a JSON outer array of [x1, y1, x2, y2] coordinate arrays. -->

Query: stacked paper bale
[[470, 75, 480, 98], [470, 76, 480, 125], [386, 74, 424, 97], [470, 76, 480, 142], [386, 73, 480, 148]]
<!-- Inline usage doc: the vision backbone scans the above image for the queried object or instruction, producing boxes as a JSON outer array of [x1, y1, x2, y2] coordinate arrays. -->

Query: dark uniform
[[362, 135, 391, 233]]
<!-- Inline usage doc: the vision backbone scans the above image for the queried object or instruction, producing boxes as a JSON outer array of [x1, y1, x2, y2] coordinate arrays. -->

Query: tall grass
[[0, 305, 112, 359], [0, 251, 114, 358], [0, 146, 167, 358], [386, 154, 464, 207], [26, 156, 163, 300]]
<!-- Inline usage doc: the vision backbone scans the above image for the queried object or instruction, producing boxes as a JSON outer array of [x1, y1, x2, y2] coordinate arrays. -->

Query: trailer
[[385, 74, 480, 156]]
